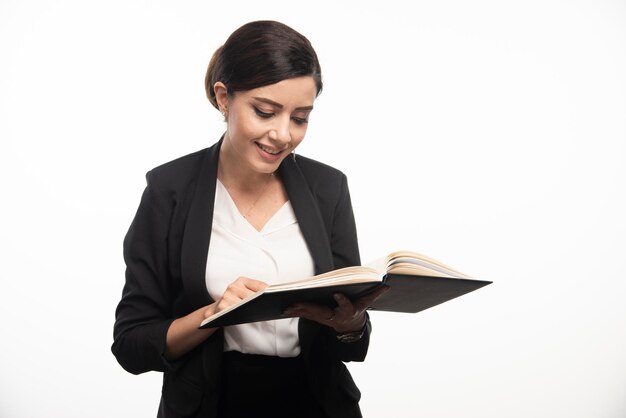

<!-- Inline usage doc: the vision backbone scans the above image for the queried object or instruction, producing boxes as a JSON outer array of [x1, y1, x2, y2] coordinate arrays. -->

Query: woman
[[112, 20, 386, 418]]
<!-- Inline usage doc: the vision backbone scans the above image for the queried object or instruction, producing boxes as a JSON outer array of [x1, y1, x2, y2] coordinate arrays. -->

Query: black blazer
[[112, 140, 372, 418]]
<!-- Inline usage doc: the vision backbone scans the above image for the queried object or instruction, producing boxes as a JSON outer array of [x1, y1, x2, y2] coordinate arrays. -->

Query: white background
[[1, 1, 625, 417]]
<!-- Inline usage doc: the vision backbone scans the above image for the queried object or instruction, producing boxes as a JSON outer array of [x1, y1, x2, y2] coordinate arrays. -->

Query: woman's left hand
[[283, 286, 389, 333]]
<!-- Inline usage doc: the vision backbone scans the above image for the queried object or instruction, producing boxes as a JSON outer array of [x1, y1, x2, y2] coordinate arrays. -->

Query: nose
[[268, 116, 292, 145]]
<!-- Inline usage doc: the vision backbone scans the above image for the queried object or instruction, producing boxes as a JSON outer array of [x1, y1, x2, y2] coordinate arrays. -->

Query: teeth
[[258, 144, 281, 155]]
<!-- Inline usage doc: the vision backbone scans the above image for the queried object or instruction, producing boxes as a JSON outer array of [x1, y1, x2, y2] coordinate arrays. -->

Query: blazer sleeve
[[111, 171, 178, 374], [327, 173, 372, 362]]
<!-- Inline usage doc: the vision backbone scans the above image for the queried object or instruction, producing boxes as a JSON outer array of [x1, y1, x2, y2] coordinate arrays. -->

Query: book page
[[364, 256, 389, 274], [385, 251, 471, 279], [265, 266, 381, 292]]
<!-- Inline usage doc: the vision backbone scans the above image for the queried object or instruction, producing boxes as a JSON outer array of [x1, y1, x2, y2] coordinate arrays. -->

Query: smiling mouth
[[256, 142, 285, 155]]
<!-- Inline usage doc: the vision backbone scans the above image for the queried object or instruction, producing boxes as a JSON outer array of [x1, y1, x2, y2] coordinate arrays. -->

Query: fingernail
[[333, 293, 343, 301]]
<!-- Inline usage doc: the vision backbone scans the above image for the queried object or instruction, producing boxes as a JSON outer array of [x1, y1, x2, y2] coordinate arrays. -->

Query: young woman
[[112, 20, 386, 418]]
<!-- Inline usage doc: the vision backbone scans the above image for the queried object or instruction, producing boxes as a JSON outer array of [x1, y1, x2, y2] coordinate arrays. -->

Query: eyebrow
[[252, 97, 314, 111]]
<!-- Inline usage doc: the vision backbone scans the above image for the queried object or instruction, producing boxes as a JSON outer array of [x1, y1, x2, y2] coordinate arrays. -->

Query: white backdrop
[[1, 1, 625, 417]]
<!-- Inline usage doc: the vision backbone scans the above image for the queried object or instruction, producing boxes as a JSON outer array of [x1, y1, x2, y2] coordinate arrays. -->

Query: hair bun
[[205, 45, 224, 110]]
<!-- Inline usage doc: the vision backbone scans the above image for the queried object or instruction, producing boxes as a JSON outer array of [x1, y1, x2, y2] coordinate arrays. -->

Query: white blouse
[[205, 180, 316, 357]]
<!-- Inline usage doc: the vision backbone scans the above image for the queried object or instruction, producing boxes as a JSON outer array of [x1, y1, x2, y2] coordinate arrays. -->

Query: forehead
[[236, 76, 317, 108]]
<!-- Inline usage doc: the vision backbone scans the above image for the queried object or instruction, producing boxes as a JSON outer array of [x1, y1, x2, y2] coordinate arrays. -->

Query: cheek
[[229, 112, 264, 140], [291, 125, 309, 147]]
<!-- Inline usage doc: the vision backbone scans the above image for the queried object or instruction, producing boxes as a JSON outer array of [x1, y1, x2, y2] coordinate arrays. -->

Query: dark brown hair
[[205, 20, 323, 109]]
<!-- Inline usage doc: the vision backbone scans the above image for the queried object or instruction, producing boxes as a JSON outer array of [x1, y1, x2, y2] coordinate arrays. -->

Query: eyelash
[[253, 107, 308, 126], [254, 107, 273, 119]]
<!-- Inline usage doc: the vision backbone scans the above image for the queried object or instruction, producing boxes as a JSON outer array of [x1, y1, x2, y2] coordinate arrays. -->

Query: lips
[[256, 142, 285, 156]]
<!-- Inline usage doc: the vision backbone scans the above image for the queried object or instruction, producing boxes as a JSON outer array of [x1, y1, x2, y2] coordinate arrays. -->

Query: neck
[[218, 138, 274, 191]]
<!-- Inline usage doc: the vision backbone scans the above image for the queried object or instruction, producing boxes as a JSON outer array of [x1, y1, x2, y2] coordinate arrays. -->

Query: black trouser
[[218, 351, 327, 418]]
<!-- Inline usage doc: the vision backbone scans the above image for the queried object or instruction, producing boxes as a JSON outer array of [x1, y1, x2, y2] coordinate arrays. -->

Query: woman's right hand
[[205, 276, 268, 318], [166, 276, 267, 360]]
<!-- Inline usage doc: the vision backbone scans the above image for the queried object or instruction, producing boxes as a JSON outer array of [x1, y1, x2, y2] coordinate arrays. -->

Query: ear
[[213, 82, 229, 114]]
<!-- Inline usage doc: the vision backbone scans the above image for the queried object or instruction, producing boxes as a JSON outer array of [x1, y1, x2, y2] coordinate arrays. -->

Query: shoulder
[[292, 154, 348, 187], [146, 147, 212, 192], [148, 147, 209, 182]]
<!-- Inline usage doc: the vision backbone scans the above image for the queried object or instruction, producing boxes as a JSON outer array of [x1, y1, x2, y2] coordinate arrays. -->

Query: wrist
[[335, 321, 367, 343], [333, 315, 366, 334], [203, 303, 218, 320]]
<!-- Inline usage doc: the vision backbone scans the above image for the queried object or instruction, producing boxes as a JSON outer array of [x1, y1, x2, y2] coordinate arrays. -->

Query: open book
[[200, 251, 492, 329]]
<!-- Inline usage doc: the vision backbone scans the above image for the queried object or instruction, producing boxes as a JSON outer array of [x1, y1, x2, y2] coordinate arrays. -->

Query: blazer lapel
[[181, 140, 221, 310], [181, 144, 334, 310], [279, 155, 334, 354], [278, 155, 334, 275]]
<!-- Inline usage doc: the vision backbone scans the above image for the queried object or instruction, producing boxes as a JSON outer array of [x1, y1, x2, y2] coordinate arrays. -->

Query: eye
[[291, 116, 309, 126], [253, 107, 273, 119]]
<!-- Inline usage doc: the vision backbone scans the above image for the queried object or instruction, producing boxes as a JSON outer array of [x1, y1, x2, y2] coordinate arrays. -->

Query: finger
[[284, 302, 334, 323], [354, 285, 390, 311], [334, 287, 390, 313], [218, 284, 259, 311], [296, 298, 359, 329], [236, 276, 268, 292], [287, 302, 331, 317], [331, 294, 360, 319], [333, 293, 354, 310], [215, 293, 238, 312], [285, 301, 364, 333], [225, 284, 255, 300], [226, 277, 268, 299], [297, 297, 358, 325], [328, 296, 366, 332]]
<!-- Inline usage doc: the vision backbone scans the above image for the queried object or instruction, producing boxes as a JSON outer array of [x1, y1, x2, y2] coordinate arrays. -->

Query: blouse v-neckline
[[215, 179, 294, 235]]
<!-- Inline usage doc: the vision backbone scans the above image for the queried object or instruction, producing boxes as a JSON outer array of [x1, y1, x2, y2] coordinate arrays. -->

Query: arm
[[112, 172, 180, 374], [164, 277, 267, 360], [111, 173, 266, 372]]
